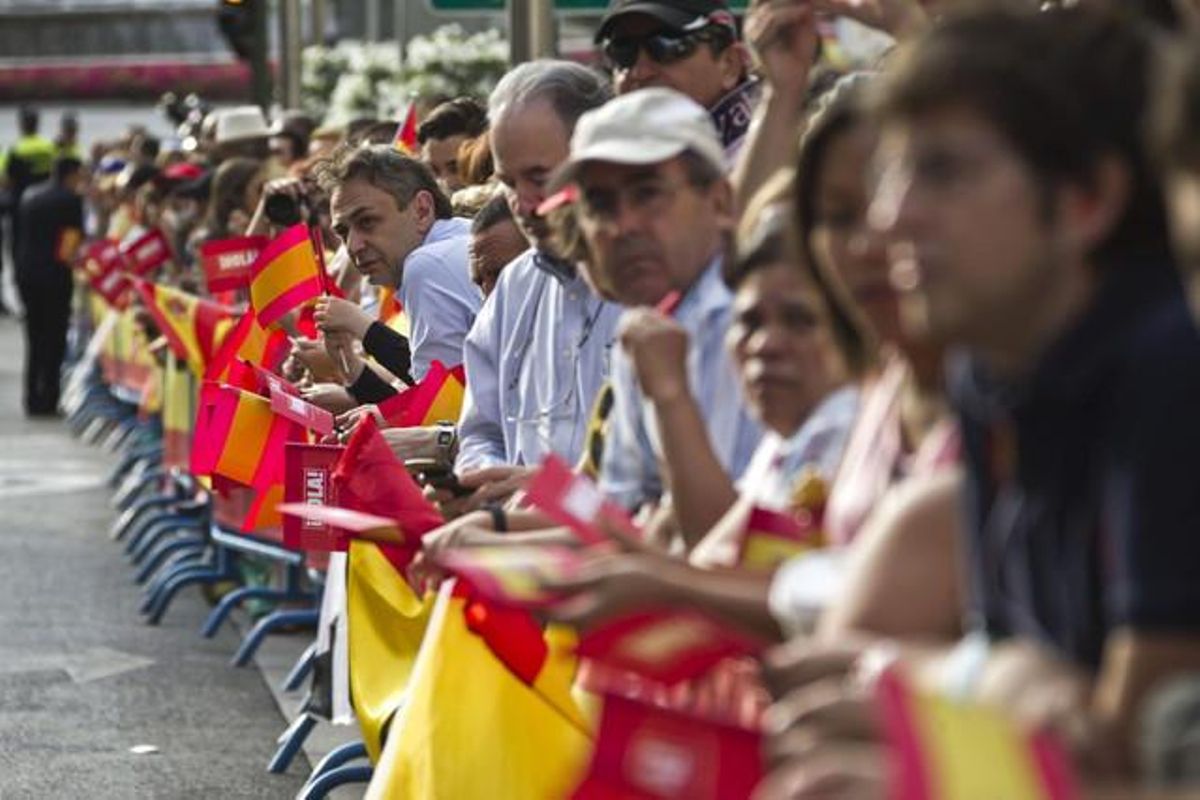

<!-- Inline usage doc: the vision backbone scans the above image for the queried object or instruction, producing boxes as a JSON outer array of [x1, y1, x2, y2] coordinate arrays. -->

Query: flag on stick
[[575, 608, 765, 687], [282, 442, 345, 552], [193, 384, 301, 490], [374, 360, 465, 428], [204, 308, 289, 384], [392, 103, 418, 154], [524, 455, 639, 547], [249, 224, 324, 327], [133, 279, 234, 375]]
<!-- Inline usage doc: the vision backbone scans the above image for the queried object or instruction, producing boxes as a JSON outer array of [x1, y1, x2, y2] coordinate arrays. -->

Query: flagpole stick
[[309, 222, 355, 383]]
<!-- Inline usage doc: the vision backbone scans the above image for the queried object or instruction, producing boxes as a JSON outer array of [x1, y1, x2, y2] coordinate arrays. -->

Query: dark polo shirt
[[952, 257, 1200, 669]]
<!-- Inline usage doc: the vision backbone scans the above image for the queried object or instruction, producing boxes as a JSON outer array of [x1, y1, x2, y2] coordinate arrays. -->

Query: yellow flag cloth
[[366, 580, 594, 799], [878, 668, 1078, 800], [346, 540, 435, 763]]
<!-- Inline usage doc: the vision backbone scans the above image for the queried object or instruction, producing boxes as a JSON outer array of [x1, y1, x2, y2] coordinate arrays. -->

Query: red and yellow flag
[[375, 361, 465, 428], [738, 505, 824, 571], [392, 104, 419, 155], [328, 416, 443, 761], [377, 286, 402, 322], [249, 224, 324, 327], [133, 279, 234, 375], [192, 384, 301, 491], [877, 668, 1079, 800], [366, 581, 592, 800], [204, 307, 290, 385], [161, 352, 198, 471]]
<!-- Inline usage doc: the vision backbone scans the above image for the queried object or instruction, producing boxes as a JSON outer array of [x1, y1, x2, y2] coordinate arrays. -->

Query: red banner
[[572, 693, 763, 800], [200, 235, 267, 293], [282, 442, 345, 551], [121, 228, 173, 277]]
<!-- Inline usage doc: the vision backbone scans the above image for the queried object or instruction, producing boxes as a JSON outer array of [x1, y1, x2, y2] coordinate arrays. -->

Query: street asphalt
[[0, 312, 308, 798]]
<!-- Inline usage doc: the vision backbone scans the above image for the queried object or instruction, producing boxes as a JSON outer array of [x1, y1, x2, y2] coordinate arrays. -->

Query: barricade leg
[[142, 563, 232, 625], [109, 493, 177, 542], [142, 548, 209, 590], [101, 419, 136, 453], [304, 741, 368, 782], [281, 641, 318, 692], [107, 442, 161, 489], [298, 765, 374, 799], [127, 514, 203, 562], [113, 464, 165, 511], [200, 586, 285, 638], [134, 535, 206, 584], [266, 713, 318, 774], [230, 608, 318, 667]]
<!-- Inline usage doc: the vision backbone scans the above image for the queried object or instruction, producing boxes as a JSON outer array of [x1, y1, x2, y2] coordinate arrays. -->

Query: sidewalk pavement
[[0, 312, 366, 798]]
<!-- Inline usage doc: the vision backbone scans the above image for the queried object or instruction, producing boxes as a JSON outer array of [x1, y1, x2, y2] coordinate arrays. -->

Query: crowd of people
[[9, 0, 1200, 795]]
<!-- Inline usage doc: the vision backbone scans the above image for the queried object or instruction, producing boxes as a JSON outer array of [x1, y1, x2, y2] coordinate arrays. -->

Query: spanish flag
[[738, 505, 824, 571], [133, 279, 234, 376], [877, 668, 1079, 800], [249, 224, 324, 328], [392, 104, 418, 155], [366, 580, 593, 800], [192, 384, 300, 491], [332, 415, 443, 572], [161, 352, 197, 471], [375, 360, 465, 428], [329, 416, 444, 761], [204, 307, 289, 385], [377, 286, 402, 322]]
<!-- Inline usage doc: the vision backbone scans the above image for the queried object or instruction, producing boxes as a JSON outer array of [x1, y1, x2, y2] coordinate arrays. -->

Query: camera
[[264, 191, 307, 227]]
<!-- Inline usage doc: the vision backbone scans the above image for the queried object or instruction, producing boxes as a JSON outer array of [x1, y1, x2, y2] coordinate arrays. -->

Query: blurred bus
[[0, 0, 252, 102]]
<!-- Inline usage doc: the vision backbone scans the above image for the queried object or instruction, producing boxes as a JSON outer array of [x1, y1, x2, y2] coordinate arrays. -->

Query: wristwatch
[[434, 420, 457, 470]]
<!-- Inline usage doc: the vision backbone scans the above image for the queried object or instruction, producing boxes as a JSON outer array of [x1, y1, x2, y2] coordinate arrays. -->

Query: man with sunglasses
[[596, 0, 758, 165]]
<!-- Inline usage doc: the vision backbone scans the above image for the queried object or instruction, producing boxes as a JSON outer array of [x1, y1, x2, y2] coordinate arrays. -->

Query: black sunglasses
[[602, 28, 726, 70]]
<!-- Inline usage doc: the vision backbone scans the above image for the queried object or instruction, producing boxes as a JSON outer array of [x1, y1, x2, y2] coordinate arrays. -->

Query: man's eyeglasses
[[601, 28, 725, 70], [578, 178, 686, 224]]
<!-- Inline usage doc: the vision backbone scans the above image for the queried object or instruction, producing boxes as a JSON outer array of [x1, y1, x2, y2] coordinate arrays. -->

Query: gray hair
[[488, 59, 612, 132], [314, 143, 453, 219]]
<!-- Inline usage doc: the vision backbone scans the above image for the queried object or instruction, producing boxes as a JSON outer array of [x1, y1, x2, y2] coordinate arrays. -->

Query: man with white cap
[[555, 86, 763, 539]]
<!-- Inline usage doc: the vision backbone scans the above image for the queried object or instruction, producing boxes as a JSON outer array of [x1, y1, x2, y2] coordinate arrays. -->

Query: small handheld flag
[[249, 224, 324, 327], [575, 608, 765, 686], [393, 103, 419, 154], [524, 455, 640, 547]]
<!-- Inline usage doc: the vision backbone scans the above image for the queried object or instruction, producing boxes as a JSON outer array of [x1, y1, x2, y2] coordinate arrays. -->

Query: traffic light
[[217, 0, 260, 61]]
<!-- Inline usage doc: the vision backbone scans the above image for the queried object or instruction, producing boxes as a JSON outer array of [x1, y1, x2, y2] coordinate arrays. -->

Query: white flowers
[[302, 25, 509, 125]]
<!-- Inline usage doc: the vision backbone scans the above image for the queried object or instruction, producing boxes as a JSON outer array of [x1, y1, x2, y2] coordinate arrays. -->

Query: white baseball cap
[[552, 87, 725, 188]]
